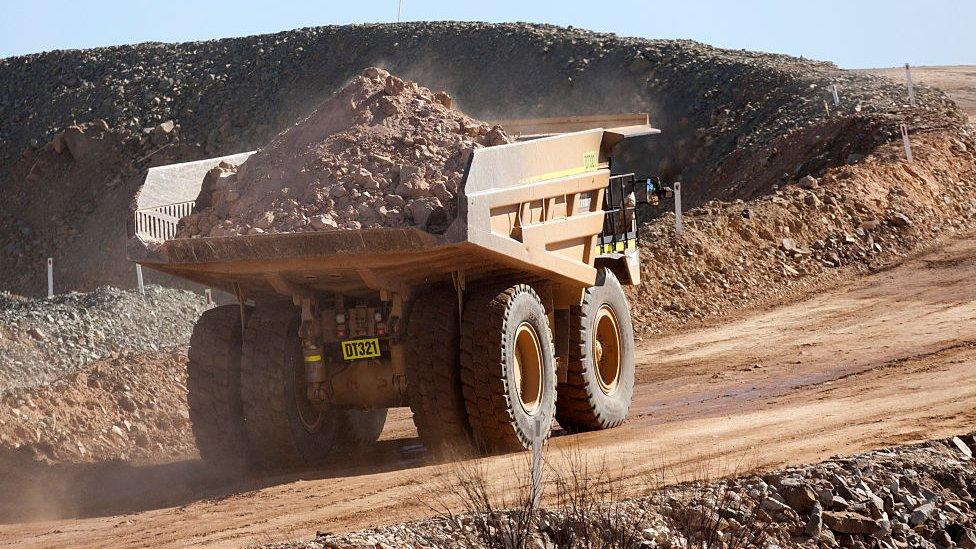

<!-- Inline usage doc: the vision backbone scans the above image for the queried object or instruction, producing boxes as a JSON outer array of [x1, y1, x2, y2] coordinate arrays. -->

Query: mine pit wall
[[0, 22, 968, 295]]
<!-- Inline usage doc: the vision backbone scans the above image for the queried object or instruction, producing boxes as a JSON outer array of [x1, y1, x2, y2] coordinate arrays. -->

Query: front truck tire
[[187, 304, 251, 468], [240, 303, 387, 470], [460, 284, 557, 454], [405, 287, 472, 454], [556, 269, 635, 432]]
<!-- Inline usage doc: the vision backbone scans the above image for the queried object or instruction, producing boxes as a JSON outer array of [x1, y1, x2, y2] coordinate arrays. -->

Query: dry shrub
[[422, 454, 538, 549], [544, 444, 648, 549], [421, 442, 651, 548]]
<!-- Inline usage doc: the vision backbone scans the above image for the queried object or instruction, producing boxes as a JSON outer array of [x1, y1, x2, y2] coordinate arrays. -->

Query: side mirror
[[636, 179, 673, 205], [636, 179, 656, 205]]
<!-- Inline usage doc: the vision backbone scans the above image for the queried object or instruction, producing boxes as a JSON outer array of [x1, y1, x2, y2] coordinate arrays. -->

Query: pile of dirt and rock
[[628, 129, 976, 335], [176, 67, 508, 238], [284, 434, 976, 548], [1, 22, 967, 295], [0, 285, 206, 391], [0, 350, 194, 463]]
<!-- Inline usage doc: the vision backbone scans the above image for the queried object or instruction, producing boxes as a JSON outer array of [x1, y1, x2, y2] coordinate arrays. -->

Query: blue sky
[[1, 0, 973, 68]]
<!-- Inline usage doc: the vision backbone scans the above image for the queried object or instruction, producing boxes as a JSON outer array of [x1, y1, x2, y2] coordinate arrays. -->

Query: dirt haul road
[[2, 234, 975, 548]]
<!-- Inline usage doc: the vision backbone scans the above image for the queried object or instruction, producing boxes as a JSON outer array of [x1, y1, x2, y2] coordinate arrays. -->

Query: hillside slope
[[860, 65, 976, 119], [0, 22, 966, 295]]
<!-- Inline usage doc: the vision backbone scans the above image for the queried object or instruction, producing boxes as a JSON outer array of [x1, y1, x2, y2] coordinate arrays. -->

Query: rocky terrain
[[177, 67, 508, 238], [0, 22, 967, 295], [282, 434, 976, 548], [0, 285, 203, 464], [629, 129, 976, 334], [0, 350, 193, 464], [0, 285, 205, 390], [862, 65, 976, 121]]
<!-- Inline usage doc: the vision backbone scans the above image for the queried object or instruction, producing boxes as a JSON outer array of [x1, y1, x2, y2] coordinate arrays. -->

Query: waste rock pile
[[0, 286, 206, 391], [283, 434, 976, 548], [0, 350, 193, 463], [629, 130, 976, 334], [176, 67, 509, 238]]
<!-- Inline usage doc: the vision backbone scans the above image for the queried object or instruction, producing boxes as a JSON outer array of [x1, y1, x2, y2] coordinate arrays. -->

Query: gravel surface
[[281, 434, 976, 548], [176, 67, 508, 238], [0, 285, 205, 391]]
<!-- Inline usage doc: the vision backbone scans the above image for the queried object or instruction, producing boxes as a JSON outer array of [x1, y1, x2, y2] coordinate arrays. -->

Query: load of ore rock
[[176, 67, 510, 238]]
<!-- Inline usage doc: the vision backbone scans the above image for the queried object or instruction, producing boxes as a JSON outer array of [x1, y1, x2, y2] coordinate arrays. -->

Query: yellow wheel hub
[[513, 322, 544, 415], [593, 305, 621, 395]]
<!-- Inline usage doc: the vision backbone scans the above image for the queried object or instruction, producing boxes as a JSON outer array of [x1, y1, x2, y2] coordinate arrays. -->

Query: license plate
[[340, 337, 381, 360]]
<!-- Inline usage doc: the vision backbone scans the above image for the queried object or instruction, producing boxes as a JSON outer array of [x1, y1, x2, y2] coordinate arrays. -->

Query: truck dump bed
[[128, 120, 658, 298]]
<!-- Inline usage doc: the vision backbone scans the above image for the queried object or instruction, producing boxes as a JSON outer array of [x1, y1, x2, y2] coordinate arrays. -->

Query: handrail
[[134, 200, 195, 242]]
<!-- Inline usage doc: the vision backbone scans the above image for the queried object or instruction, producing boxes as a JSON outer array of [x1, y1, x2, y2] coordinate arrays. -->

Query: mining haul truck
[[128, 113, 662, 468]]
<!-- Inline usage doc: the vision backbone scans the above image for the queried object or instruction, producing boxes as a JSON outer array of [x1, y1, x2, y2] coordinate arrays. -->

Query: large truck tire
[[187, 304, 251, 468], [240, 304, 340, 469], [460, 284, 557, 454], [240, 304, 389, 469], [405, 287, 471, 454], [556, 269, 635, 432]]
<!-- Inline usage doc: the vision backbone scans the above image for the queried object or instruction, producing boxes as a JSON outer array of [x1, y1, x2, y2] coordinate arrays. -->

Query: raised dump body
[[129, 117, 661, 465]]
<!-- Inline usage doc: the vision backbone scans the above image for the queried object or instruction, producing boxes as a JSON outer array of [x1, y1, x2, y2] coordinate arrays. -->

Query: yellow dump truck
[[128, 114, 660, 468]]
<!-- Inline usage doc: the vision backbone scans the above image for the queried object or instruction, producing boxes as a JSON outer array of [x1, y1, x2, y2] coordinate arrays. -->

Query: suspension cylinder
[[298, 297, 329, 405]]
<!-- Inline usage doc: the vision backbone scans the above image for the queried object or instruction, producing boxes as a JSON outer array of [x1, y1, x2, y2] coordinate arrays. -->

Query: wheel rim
[[294, 353, 326, 432], [513, 322, 544, 416], [593, 305, 621, 395]]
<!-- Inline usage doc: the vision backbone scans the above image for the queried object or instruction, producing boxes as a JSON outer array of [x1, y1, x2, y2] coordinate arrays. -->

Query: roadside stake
[[136, 264, 145, 296], [531, 415, 543, 510], [901, 124, 913, 163], [905, 63, 917, 107], [831, 84, 840, 106], [674, 181, 683, 236], [46, 257, 54, 298]]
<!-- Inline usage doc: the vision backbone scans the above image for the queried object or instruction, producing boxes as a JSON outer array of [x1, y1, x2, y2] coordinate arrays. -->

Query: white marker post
[[396, 0, 403, 22], [530, 415, 544, 510], [46, 258, 54, 298], [901, 124, 914, 163], [136, 264, 145, 296], [905, 63, 917, 107], [205, 288, 214, 306], [673, 181, 683, 236], [831, 84, 840, 106]]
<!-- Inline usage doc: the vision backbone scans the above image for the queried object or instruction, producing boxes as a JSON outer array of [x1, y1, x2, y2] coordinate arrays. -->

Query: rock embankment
[[0, 285, 205, 390], [285, 434, 976, 548], [629, 130, 976, 335], [0, 286, 203, 464], [0, 350, 193, 463]]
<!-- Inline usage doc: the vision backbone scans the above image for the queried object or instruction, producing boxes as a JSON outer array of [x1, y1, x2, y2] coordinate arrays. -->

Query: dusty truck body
[[128, 115, 660, 466]]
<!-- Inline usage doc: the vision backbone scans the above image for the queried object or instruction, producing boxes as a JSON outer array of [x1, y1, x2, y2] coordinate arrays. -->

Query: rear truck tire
[[555, 269, 635, 432], [405, 287, 471, 454], [460, 284, 557, 454], [186, 304, 251, 468], [240, 304, 389, 469], [338, 408, 388, 446]]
